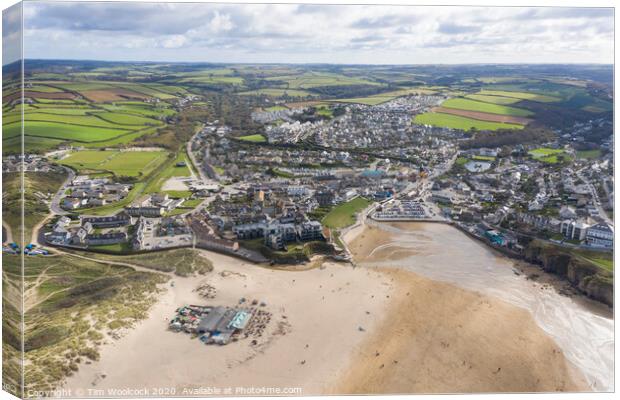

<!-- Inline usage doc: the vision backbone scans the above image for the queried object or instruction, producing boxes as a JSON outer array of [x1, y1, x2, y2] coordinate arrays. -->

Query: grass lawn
[[529, 148, 566, 164], [441, 98, 533, 117], [315, 105, 333, 117], [238, 134, 267, 143], [88, 242, 133, 254], [99, 151, 167, 177], [585, 257, 613, 272], [180, 198, 203, 208], [455, 157, 469, 166], [472, 155, 496, 161], [576, 149, 602, 160], [414, 112, 523, 131], [322, 197, 373, 229]]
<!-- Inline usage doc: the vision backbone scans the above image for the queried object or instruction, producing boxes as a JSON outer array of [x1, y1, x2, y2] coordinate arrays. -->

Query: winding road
[[49, 166, 76, 215]]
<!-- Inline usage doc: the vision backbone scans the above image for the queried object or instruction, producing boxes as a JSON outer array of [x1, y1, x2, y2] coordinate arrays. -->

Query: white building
[[586, 223, 614, 249], [560, 220, 591, 241]]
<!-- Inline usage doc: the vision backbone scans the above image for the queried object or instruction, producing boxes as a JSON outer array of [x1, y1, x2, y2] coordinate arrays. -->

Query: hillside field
[[441, 98, 534, 117], [414, 112, 524, 131], [58, 150, 168, 177]]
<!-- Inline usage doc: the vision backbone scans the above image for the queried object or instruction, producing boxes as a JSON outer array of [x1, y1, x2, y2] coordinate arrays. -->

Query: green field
[[322, 197, 373, 229], [94, 112, 162, 126], [58, 150, 168, 177], [583, 256, 613, 272], [528, 148, 565, 164], [2, 94, 175, 152], [25, 108, 105, 116], [266, 71, 381, 89], [576, 149, 602, 159], [178, 75, 243, 85], [329, 96, 393, 106], [472, 155, 496, 161], [4, 121, 131, 142], [17, 112, 137, 128], [329, 87, 437, 106], [478, 90, 560, 103], [238, 134, 267, 143], [414, 112, 524, 131], [3, 136, 65, 154], [464, 94, 522, 105], [441, 98, 533, 117], [100, 103, 176, 118], [238, 88, 315, 97], [265, 105, 288, 111]]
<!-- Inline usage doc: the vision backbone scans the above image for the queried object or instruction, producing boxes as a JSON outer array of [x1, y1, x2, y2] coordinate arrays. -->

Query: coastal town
[[1, 53, 614, 397], [5, 93, 613, 268]]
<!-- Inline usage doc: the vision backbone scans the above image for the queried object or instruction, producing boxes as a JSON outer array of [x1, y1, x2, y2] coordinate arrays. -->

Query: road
[[186, 129, 208, 182], [49, 166, 76, 215], [576, 169, 613, 226]]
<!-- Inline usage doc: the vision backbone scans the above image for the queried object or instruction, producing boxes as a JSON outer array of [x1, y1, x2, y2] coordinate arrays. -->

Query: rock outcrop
[[524, 240, 613, 307]]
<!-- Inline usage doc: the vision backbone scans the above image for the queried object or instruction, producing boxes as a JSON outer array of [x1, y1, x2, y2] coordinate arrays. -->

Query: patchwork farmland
[[2, 80, 179, 152]]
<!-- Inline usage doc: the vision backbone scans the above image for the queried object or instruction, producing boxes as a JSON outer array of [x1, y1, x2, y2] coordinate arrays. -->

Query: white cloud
[[161, 35, 188, 49], [209, 11, 234, 33], [18, 3, 613, 64]]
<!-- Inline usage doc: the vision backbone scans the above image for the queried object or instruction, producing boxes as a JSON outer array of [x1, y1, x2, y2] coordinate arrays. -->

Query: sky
[[2, 2, 615, 65]]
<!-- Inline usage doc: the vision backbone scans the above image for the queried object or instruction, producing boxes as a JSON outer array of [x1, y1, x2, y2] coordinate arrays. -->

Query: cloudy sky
[[2, 2, 615, 65]]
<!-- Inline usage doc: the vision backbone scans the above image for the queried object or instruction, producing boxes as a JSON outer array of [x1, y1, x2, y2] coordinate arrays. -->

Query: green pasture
[[414, 113, 523, 131]]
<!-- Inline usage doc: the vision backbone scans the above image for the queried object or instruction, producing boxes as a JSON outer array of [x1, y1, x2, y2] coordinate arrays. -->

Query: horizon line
[[2, 58, 614, 68]]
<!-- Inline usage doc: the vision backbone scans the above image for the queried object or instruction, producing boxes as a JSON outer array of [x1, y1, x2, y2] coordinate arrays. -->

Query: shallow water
[[359, 222, 614, 392]]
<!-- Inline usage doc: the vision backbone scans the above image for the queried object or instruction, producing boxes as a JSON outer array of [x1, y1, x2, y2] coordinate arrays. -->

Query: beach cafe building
[[197, 306, 252, 345]]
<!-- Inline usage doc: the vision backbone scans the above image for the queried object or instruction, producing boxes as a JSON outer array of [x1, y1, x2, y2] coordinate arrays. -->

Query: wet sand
[[333, 268, 587, 394], [346, 221, 613, 392]]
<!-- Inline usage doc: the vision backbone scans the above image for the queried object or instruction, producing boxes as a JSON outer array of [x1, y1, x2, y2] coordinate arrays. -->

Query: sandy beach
[[61, 221, 605, 396], [332, 268, 587, 394], [344, 221, 612, 392], [63, 251, 394, 396]]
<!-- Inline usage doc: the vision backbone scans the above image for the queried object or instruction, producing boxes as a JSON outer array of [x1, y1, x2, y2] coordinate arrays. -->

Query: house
[[86, 232, 128, 246], [586, 223, 614, 248], [561, 220, 591, 241], [431, 190, 454, 205], [125, 206, 164, 217], [559, 205, 577, 219], [315, 190, 335, 207], [81, 214, 133, 229], [297, 221, 323, 241], [62, 198, 83, 210]]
